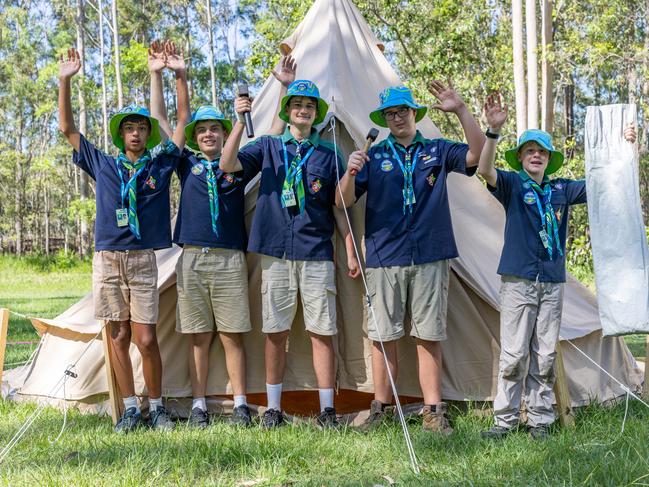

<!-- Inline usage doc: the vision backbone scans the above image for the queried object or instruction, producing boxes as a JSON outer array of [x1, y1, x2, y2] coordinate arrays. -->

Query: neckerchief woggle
[[116, 150, 152, 240], [519, 170, 563, 260], [387, 139, 421, 214], [282, 140, 316, 213], [197, 154, 220, 236]]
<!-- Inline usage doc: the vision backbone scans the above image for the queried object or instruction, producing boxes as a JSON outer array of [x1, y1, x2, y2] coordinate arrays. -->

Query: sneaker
[[529, 424, 550, 440], [261, 408, 286, 429], [359, 400, 394, 432], [187, 407, 209, 429], [422, 402, 453, 435], [149, 406, 175, 431], [114, 407, 144, 434], [230, 405, 253, 427], [316, 407, 340, 429], [481, 425, 514, 439]]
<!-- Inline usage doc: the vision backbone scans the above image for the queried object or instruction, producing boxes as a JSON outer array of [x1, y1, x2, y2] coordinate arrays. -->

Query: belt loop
[[125, 249, 129, 255], [202, 247, 209, 254]]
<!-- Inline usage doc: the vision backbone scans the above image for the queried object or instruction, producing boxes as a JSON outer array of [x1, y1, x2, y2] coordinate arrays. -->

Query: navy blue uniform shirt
[[73, 134, 180, 251], [355, 131, 472, 268], [489, 169, 587, 283], [173, 149, 253, 250], [238, 127, 344, 261]]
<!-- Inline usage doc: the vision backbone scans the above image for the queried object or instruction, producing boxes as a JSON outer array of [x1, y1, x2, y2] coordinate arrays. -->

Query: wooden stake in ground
[[553, 342, 575, 427], [101, 324, 123, 424], [0, 309, 8, 392]]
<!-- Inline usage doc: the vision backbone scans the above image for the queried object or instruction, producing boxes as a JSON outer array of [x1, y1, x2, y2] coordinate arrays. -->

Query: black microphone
[[238, 82, 254, 138]]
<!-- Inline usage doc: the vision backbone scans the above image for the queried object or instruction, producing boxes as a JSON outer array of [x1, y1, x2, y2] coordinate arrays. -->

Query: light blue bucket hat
[[184, 106, 233, 151], [278, 80, 329, 125], [369, 86, 427, 127], [505, 129, 564, 175]]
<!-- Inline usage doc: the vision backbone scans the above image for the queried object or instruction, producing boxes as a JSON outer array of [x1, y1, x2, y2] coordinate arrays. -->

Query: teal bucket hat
[[279, 80, 329, 125], [184, 106, 233, 151], [369, 86, 427, 127], [109, 104, 161, 151], [505, 129, 564, 175]]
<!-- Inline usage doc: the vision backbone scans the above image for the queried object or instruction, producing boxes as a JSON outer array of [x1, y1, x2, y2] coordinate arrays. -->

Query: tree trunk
[[184, 3, 194, 101], [564, 81, 575, 159], [525, 0, 538, 129], [14, 129, 23, 256], [77, 0, 90, 258], [206, 0, 218, 108], [541, 0, 554, 133], [112, 0, 123, 109], [512, 0, 527, 136], [44, 185, 50, 255], [99, 0, 109, 152]]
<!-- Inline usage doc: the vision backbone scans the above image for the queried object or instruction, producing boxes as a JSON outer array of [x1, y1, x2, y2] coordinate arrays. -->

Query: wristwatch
[[485, 128, 500, 139]]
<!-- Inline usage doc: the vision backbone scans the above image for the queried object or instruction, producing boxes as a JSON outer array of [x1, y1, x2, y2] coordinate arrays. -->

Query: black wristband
[[485, 129, 500, 139]]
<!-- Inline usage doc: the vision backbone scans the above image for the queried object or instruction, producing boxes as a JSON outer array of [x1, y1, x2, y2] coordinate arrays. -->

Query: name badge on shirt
[[539, 229, 550, 249], [282, 188, 297, 207], [116, 208, 129, 227]]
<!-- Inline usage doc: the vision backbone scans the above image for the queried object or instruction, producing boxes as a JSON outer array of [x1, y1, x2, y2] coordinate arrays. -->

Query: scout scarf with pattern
[[387, 139, 422, 214], [198, 154, 220, 236], [519, 170, 563, 260], [281, 140, 316, 214], [117, 150, 152, 239]]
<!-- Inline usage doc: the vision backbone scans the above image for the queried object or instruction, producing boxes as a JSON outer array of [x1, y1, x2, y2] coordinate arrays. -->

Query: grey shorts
[[366, 260, 449, 342], [260, 255, 337, 336], [92, 249, 158, 324], [176, 246, 251, 334]]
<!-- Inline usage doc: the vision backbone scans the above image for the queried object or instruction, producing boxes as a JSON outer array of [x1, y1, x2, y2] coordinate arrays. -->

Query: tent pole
[[0, 309, 9, 393], [553, 342, 574, 427], [643, 335, 649, 400], [101, 323, 123, 424]]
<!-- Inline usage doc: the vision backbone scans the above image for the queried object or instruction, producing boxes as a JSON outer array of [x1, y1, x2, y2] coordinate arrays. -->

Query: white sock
[[192, 397, 207, 411], [319, 388, 334, 411], [149, 397, 163, 412], [233, 395, 247, 408], [266, 383, 283, 411], [123, 395, 140, 413]]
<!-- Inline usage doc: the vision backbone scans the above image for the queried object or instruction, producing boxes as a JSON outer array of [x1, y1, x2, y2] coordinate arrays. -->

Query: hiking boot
[[187, 407, 209, 429], [359, 400, 394, 432], [316, 407, 340, 429], [529, 424, 550, 440], [230, 405, 253, 427], [114, 407, 144, 434], [261, 408, 286, 429], [481, 425, 515, 439], [422, 402, 453, 435], [149, 406, 175, 431]]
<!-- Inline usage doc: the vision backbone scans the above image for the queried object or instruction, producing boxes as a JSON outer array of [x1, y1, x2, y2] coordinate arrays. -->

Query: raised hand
[[148, 40, 166, 73], [624, 123, 637, 144], [59, 48, 81, 80], [271, 55, 297, 88], [428, 78, 466, 114], [164, 40, 186, 74], [484, 91, 508, 132]]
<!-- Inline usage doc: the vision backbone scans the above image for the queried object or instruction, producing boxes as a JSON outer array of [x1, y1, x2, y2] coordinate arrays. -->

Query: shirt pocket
[[306, 164, 331, 198], [417, 159, 442, 187]]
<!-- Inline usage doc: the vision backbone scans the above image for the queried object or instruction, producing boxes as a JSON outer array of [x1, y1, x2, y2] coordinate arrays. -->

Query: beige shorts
[[92, 249, 159, 324], [260, 255, 337, 336], [366, 260, 449, 342], [176, 246, 251, 334]]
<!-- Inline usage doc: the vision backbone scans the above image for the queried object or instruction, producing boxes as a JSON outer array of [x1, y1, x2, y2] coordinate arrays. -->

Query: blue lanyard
[[282, 142, 316, 179], [386, 139, 421, 176]]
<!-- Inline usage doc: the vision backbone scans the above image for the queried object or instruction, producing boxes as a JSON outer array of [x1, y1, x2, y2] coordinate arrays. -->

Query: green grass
[[2, 255, 649, 485]]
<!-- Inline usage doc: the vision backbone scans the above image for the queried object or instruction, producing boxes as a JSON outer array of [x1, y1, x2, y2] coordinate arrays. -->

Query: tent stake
[[101, 324, 123, 424], [553, 342, 574, 427], [0, 309, 9, 393], [643, 335, 649, 400]]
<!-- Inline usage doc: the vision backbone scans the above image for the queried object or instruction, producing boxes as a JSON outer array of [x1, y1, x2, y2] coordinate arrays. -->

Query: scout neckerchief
[[116, 150, 151, 239], [387, 138, 422, 214], [281, 139, 316, 213], [519, 170, 563, 260], [197, 154, 220, 236]]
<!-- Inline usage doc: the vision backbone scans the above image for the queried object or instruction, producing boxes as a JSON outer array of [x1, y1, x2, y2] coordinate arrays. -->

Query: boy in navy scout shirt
[[336, 83, 485, 434], [149, 45, 297, 429], [220, 80, 360, 429], [478, 93, 637, 439], [58, 46, 188, 433]]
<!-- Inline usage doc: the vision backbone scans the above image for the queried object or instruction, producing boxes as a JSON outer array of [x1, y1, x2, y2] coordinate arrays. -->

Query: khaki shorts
[[176, 246, 251, 334], [92, 249, 158, 324], [260, 255, 337, 336], [366, 260, 449, 342]]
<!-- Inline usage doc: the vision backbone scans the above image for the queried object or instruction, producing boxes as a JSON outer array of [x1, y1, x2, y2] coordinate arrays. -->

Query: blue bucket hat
[[109, 104, 161, 151], [279, 80, 329, 125], [505, 129, 564, 175], [184, 106, 233, 151], [369, 86, 427, 127]]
